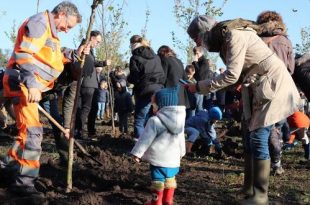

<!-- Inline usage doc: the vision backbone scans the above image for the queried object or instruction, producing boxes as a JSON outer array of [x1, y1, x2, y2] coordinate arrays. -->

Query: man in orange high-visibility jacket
[[1, 1, 89, 197]]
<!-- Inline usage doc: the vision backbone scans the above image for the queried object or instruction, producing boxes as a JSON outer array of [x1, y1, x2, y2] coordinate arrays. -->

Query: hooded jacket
[[131, 106, 186, 167], [128, 46, 165, 97], [259, 21, 295, 74], [185, 110, 216, 140], [115, 79, 133, 113]]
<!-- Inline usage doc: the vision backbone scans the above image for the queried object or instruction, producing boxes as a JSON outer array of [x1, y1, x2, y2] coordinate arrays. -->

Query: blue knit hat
[[209, 106, 222, 120], [155, 86, 179, 109]]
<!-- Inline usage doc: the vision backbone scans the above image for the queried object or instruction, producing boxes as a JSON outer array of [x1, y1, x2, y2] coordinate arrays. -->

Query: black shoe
[[9, 185, 44, 197], [184, 152, 198, 159]]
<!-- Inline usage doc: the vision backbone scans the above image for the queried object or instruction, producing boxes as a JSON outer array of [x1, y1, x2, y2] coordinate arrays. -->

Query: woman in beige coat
[[186, 15, 300, 205]]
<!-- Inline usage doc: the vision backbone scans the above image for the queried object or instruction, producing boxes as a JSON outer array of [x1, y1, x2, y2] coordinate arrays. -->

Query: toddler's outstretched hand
[[133, 155, 141, 163]]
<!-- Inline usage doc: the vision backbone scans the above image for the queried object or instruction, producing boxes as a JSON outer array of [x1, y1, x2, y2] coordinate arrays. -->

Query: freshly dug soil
[[0, 120, 309, 205]]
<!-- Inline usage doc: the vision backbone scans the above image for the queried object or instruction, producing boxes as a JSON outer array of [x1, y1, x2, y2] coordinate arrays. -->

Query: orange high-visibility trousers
[[3, 80, 42, 183]]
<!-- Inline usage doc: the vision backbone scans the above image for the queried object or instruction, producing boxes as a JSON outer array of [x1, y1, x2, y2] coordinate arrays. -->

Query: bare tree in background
[[73, 25, 86, 48], [172, 0, 227, 68], [295, 26, 310, 54], [141, 8, 150, 38], [4, 20, 17, 45], [94, 0, 129, 135], [36, 0, 40, 14]]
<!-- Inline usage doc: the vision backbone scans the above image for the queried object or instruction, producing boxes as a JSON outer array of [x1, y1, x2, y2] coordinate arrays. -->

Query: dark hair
[[157, 45, 176, 57], [256, 11, 283, 24], [91, 30, 101, 37], [130, 35, 142, 44], [185, 65, 195, 73], [52, 1, 82, 23]]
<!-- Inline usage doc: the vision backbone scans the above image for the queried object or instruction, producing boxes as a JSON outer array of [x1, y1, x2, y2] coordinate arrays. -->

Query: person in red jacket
[[0, 1, 88, 197]]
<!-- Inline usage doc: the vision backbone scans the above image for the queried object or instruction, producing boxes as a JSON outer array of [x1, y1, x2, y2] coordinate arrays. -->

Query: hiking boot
[[9, 185, 44, 198], [272, 166, 284, 176], [185, 152, 197, 159]]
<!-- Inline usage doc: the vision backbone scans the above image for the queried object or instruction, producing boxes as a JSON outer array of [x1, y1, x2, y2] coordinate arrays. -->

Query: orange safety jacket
[[4, 11, 71, 96]]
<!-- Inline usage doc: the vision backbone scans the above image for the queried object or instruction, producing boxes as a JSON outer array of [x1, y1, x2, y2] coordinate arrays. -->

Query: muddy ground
[[0, 117, 309, 205]]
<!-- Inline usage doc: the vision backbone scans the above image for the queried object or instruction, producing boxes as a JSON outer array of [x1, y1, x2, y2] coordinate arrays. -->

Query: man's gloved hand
[[28, 88, 42, 103]]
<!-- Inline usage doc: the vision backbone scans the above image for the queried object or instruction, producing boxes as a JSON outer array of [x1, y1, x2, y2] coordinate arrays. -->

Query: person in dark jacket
[[192, 46, 214, 111], [192, 46, 214, 81], [76, 30, 111, 139], [256, 11, 295, 175], [110, 65, 127, 90], [115, 79, 133, 135], [157, 45, 189, 108], [185, 65, 198, 118], [128, 35, 165, 140]]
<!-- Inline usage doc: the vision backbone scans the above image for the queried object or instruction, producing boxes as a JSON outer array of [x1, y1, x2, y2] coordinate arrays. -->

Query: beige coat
[[198, 28, 300, 131]]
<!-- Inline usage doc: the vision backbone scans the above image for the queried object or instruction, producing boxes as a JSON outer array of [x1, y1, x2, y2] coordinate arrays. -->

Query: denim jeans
[[97, 102, 106, 118], [185, 126, 219, 149], [134, 97, 151, 139], [195, 94, 204, 113], [185, 127, 200, 143], [245, 125, 273, 160]]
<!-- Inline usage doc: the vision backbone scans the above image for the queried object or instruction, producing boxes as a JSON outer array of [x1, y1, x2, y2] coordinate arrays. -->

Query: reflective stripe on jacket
[[6, 11, 65, 93]]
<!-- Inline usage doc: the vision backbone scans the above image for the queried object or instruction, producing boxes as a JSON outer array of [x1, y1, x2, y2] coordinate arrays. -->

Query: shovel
[[37, 104, 104, 166]]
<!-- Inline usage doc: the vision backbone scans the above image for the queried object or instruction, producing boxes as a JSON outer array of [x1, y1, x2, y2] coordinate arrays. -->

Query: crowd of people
[[0, 1, 309, 205]]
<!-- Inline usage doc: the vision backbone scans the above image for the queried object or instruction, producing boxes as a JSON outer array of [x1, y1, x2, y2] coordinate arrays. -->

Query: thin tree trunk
[[36, 0, 40, 14], [101, 3, 116, 136], [66, 0, 103, 193]]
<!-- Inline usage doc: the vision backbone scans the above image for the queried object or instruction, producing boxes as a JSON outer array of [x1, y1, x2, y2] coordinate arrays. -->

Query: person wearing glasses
[[0, 1, 88, 198], [74, 30, 111, 140]]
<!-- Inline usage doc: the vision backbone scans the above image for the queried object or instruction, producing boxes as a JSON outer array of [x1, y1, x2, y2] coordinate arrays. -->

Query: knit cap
[[187, 15, 217, 40], [155, 86, 179, 109], [209, 106, 222, 120]]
